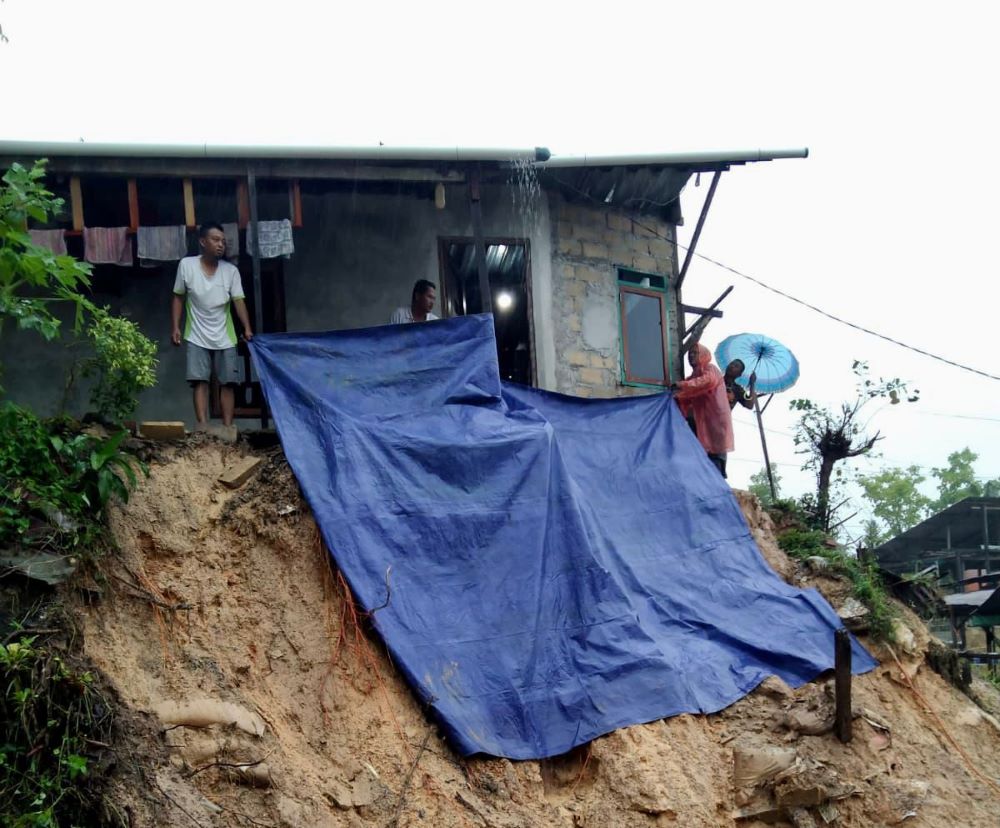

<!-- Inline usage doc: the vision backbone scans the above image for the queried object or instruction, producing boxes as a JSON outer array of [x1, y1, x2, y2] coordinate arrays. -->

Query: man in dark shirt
[[724, 359, 757, 410]]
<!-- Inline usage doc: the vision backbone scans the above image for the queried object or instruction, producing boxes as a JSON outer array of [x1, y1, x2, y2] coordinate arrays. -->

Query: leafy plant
[[81, 309, 158, 423], [859, 464, 932, 538], [0, 161, 93, 348], [0, 629, 114, 827], [0, 403, 146, 552], [0, 160, 157, 421], [930, 448, 1000, 512], [748, 465, 782, 507]]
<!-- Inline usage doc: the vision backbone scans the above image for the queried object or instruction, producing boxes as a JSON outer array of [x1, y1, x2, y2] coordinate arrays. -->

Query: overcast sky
[[3, 1, 998, 537]]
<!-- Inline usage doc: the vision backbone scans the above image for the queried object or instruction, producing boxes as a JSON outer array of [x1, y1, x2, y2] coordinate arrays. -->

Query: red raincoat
[[674, 344, 734, 456]]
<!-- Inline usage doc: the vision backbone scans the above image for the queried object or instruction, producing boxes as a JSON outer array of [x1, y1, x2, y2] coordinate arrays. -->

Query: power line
[[916, 410, 1000, 424], [675, 238, 1000, 383]]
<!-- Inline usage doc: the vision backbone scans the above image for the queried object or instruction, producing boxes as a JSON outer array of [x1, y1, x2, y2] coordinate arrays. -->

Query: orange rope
[[314, 529, 411, 760]]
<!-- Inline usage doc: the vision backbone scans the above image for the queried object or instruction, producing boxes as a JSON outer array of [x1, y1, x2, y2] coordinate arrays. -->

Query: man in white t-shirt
[[171, 222, 253, 429], [390, 279, 439, 324]]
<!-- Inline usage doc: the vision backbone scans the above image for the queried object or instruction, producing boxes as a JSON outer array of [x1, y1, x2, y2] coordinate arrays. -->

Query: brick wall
[[548, 192, 680, 397]]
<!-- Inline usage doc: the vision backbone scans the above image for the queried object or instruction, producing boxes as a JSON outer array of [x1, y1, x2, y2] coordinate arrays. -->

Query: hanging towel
[[246, 219, 294, 259], [29, 229, 67, 256], [137, 225, 188, 264], [222, 222, 240, 262], [83, 227, 133, 266]]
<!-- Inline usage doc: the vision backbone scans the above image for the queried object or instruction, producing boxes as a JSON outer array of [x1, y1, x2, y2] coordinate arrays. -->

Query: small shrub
[[81, 310, 158, 424], [0, 403, 146, 553], [0, 631, 114, 826], [778, 527, 897, 643]]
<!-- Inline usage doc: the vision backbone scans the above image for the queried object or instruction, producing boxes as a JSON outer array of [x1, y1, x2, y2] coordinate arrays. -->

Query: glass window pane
[[623, 291, 665, 382]]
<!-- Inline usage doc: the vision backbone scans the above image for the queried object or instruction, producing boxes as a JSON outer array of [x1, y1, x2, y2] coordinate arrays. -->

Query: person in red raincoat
[[673, 343, 734, 477]]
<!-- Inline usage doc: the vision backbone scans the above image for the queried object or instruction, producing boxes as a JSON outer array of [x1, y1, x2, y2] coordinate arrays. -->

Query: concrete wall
[[0, 179, 557, 425], [547, 192, 680, 397]]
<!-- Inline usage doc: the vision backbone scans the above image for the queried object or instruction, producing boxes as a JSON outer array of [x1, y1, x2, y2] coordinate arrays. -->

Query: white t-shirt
[[173, 257, 245, 350], [390, 306, 439, 324]]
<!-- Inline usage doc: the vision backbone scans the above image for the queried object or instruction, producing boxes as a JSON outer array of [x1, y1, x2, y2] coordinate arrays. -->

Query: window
[[618, 269, 670, 386]]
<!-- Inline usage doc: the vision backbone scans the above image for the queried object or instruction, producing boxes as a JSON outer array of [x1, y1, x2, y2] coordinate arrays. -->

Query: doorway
[[438, 238, 535, 386]]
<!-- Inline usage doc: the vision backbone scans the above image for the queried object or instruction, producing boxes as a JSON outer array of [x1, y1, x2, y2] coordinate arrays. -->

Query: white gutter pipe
[[535, 147, 808, 168], [0, 141, 552, 163]]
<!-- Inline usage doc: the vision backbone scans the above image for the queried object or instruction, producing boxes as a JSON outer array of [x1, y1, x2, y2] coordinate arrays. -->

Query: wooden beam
[[680, 303, 723, 319], [182, 178, 195, 228], [237, 180, 250, 229], [289, 179, 303, 228], [834, 628, 852, 743], [69, 176, 84, 230], [127, 178, 139, 231]]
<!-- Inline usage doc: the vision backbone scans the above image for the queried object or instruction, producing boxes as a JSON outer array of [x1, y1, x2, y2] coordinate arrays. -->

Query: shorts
[[186, 342, 241, 385]]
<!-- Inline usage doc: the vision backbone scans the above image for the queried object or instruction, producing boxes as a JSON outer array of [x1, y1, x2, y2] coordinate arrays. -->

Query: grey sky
[[3, 1, 998, 535]]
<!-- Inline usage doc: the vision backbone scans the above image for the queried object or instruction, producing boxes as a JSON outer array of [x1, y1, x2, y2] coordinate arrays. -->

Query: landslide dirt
[[72, 440, 1000, 827]]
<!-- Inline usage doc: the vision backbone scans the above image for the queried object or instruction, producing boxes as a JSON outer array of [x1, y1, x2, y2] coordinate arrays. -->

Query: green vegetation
[[777, 523, 897, 644], [859, 465, 931, 538], [0, 404, 145, 556], [0, 624, 116, 827], [857, 448, 1000, 544], [748, 465, 782, 507], [0, 162, 154, 823], [1, 160, 157, 423]]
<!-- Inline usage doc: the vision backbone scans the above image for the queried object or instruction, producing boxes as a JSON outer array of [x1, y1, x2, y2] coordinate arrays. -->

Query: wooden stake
[[834, 628, 852, 743]]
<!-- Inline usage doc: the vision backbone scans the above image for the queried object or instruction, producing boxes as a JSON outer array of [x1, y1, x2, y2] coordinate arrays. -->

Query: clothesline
[[30, 220, 295, 265]]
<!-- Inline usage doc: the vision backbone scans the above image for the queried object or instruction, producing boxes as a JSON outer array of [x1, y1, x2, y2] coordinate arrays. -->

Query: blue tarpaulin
[[249, 314, 876, 760]]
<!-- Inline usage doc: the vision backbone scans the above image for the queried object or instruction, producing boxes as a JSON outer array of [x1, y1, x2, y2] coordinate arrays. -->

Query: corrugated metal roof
[[875, 497, 1000, 566]]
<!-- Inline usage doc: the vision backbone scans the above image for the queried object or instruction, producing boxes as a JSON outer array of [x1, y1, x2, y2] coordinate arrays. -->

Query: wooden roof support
[[237, 179, 250, 230], [127, 179, 139, 232], [69, 176, 84, 231], [183, 178, 196, 229], [289, 179, 303, 228]]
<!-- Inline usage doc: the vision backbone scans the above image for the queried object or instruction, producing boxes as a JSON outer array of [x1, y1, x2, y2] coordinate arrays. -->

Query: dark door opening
[[439, 238, 534, 386]]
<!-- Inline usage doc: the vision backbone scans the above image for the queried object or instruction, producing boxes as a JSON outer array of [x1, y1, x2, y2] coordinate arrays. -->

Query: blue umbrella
[[715, 333, 800, 395]]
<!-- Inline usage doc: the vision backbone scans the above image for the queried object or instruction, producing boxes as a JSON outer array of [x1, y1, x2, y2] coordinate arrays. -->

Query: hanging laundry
[[137, 225, 188, 264], [246, 219, 294, 259], [28, 229, 67, 256], [222, 222, 240, 262], [83, 227, 133, 266]]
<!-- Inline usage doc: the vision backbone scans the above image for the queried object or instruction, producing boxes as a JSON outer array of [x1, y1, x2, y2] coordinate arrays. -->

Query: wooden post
[[752, 390, 777, 502], [183, 178, 196, 228], [247, 170, 267, 430], [834, 628, 852, 743], [69, 176, 84, 231], [127, 178, 139, 232], [236, 180, 250, 229], [289, 179, 303, 228]]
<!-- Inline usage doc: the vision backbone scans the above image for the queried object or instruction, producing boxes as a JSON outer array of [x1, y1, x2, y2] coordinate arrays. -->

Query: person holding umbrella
[[673, 343, 734, 478], [724, 359, 757, 411]]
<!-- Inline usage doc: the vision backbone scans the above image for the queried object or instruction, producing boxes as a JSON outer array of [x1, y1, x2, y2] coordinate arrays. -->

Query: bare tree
[[791, 361, 918, 531]]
